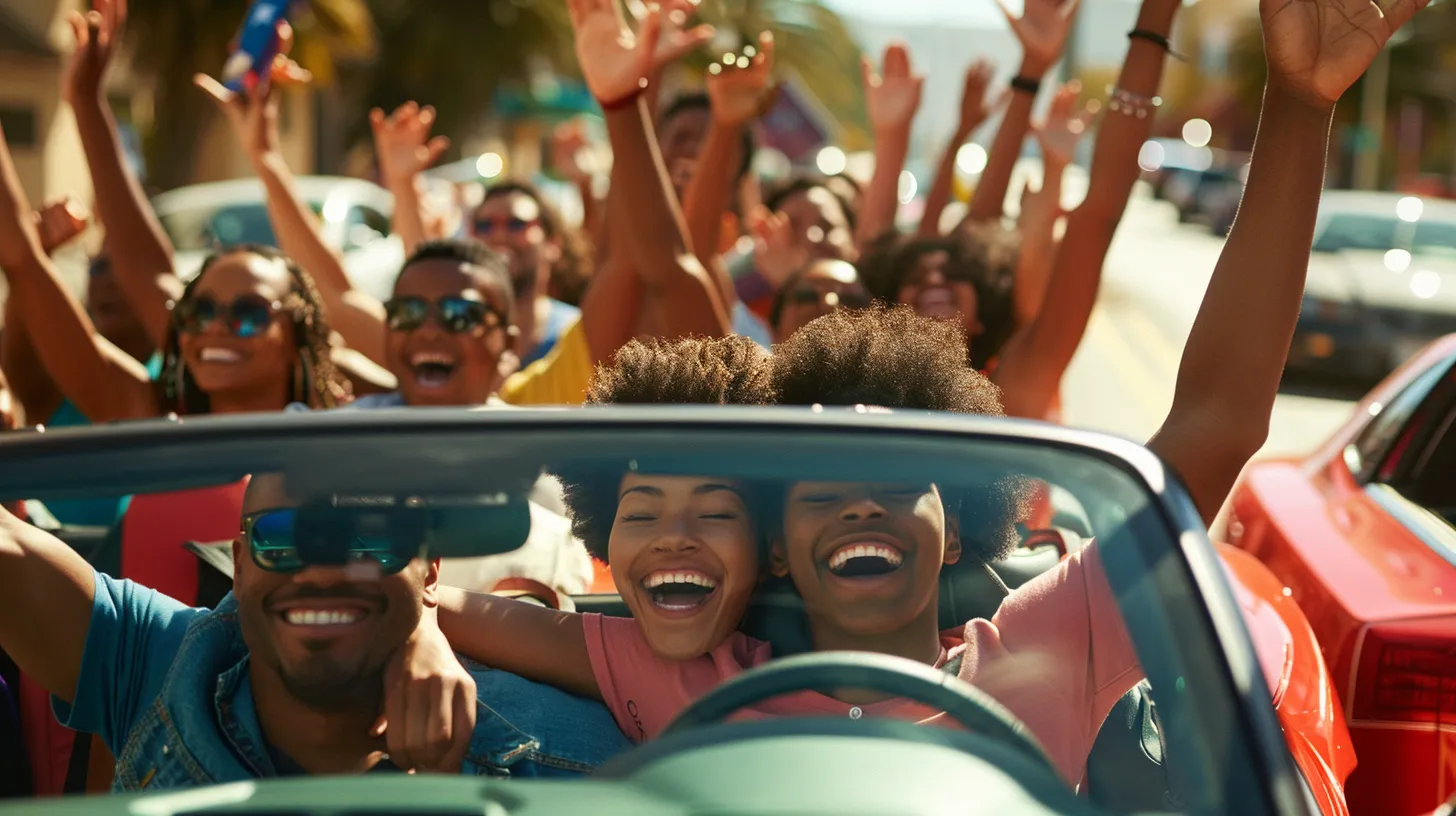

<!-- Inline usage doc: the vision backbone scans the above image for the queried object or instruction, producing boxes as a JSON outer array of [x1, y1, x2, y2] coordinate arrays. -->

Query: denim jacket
[[54, 572, 630, 791]]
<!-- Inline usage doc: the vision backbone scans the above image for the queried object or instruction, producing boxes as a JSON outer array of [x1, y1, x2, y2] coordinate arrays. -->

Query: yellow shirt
[[500, 319, 594, 406]]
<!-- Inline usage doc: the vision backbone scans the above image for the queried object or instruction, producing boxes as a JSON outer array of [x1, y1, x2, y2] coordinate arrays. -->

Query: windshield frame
[[0, 406, 1304, 813]]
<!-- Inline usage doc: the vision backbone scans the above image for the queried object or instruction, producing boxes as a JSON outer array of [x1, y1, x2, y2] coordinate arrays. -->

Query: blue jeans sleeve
[[50, 572, 201, 750]]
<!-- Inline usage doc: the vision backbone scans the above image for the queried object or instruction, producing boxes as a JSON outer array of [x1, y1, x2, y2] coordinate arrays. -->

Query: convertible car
[[1228, 334, 1456, 816], [0, 407, 1352, 815]]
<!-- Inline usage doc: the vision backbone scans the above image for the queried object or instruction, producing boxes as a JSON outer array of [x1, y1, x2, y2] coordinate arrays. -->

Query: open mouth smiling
[[640, 569, 720, 615], [826, 541, 906, 578], [409, 351, 457, 388]]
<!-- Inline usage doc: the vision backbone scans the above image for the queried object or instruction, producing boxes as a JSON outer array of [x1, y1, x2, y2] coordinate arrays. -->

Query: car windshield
[[1313, 210, 1456, 257], [159, 201, 325, 252], [0, 411, 1278, 815]]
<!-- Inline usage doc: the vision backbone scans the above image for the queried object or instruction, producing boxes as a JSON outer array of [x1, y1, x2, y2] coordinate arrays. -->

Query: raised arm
[[0, 123, 154, 424], [917, 61, 997, 238], [1149, 0, 1427, 523], [372, 103, 451, 258], [63, 0, 180, 348], [571, 0, 729, 359], [435, 586, 598, 699], [965, 0, 1080, 224], [1010, 82, 1087, 326], [194, 26, 389, 367], [683, 31, 776, 308], [992, 0, 1178, 420], [855, 44, 923, 247]]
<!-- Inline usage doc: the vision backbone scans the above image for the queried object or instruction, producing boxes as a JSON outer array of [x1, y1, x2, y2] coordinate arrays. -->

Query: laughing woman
[[0, 122, 347, 422]]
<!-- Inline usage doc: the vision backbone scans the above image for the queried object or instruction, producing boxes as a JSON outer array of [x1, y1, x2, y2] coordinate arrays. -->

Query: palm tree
[[123, 0, 374, 190]]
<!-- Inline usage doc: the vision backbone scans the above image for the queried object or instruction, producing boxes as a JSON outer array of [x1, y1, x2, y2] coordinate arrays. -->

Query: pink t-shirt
[[581, 540, 1142, 785]]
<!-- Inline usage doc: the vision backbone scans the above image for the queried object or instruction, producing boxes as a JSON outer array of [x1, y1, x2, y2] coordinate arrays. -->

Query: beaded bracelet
[[1105, 86, 1162, 119]]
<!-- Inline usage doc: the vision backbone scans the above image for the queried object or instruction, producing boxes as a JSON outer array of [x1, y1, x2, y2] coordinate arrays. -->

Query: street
[[1061, 190, 1360, 464]]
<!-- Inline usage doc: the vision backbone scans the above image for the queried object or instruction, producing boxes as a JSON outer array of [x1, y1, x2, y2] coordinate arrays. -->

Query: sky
[[822, 0, 1009, 26]]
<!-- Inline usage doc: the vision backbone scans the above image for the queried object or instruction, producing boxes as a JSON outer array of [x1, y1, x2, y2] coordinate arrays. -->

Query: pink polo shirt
[[581, 540, 1141, 785]]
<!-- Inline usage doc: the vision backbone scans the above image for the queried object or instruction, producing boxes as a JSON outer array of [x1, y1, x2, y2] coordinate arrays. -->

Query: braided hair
[[157, 244, 350, 416]]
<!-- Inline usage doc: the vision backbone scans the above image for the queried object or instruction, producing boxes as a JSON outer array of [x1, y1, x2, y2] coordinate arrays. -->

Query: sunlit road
[[1061, 191, 1360, 471]]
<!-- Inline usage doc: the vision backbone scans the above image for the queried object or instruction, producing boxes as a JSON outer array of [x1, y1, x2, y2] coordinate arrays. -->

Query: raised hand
[[567, 0, 714, 105], [63, 0, 125, 105], [371, 103, 451, 189], [996, 0, 1082, 76], [706, 31, 777, 127], [1262, 0, 1426, 107], [1033, 81, 1090, 167], [34, 198, 90, 256], [956, 59, 1001, 134], [193, 20, 312, 160], [748, 206, 807, 287], [862, 43, 924, 135]]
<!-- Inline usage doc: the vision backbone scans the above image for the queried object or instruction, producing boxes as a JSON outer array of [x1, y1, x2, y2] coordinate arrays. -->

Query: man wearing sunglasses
[[0, 472, 629, 790]]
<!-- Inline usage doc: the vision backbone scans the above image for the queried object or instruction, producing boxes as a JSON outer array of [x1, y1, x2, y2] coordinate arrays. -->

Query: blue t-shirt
[[43, 352, 164, 527], [519, 299, 582, 368]]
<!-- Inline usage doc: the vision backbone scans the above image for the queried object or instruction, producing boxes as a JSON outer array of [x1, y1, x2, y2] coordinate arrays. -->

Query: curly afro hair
[[561, 335, 777, 563], [770, 305, 1028, 562]]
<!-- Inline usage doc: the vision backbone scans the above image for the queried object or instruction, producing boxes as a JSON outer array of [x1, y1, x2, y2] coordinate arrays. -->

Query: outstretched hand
[[995, 0, 1081, 76], [957, 60, 1002, 134], [193, 20, 312, 160], [1262, 0, 1426, 107], [63, 0, 125, 105], [862, 43, 924, 135], [1034, 81, 1090, 167], [34, 198, 90, 256], [371, 103, 451, 189], [567, 0, 714, 105], [706, 31, 777, 127]]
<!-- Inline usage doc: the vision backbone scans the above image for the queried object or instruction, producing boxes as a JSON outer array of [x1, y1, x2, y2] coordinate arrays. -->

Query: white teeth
[[284, 609, 363, 626], [410, 351, 455, 366], [200, 347, 242, 362], [827, 544, 904, 571], [641, 570, 717, 590]]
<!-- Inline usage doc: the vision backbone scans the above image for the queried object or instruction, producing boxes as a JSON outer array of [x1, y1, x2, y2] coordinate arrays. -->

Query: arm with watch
[[991, 0, 1182, 420]]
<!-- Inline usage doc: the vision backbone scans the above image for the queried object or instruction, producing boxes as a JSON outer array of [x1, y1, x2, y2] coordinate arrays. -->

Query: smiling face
[[471, 191, 557, 297], [896, 248, 980, 335], [774, 260, 872, 342], [233, 476, 439, 711], [608, 473, 761, 660], [776, 482, 959, 641], [776, 186, 858, 264], [386, 258, 513, 407], [176, 251, 296, 406]]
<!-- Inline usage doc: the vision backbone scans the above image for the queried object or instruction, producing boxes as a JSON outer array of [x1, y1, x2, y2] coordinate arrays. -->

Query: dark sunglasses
[[384, 296, 504, 334], [473, 216, 537, 237], [787, 286, 871, 310], [244, 505, 423, 575], [173, 295, 281, 339]]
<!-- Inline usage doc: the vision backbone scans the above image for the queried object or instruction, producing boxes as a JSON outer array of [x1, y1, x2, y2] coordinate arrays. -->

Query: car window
[[0, 418, 1276, 814], [1411, 219, 1456, 257], [160, 201, 325, 252], [1347, 354, 1456, 483], [343, 206, 391, 250], [1312, 213, 1401, 253]]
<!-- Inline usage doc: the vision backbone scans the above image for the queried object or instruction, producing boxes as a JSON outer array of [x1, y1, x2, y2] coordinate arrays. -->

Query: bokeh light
[[1138, 140, 1165, 172], [1181, 118, 1213, 148], [1384, 248, 1412, 272], [475, 152, 504, 179], [816, 146, 848, 176], [1411, 269, 1441, 299], [1397, 196, 1425, 222], [897, 170, 918, 204], [956, 143, 988, 175]]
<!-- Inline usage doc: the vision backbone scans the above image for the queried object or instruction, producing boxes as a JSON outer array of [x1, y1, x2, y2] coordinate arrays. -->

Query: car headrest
[[741, 530, 1079, 657]]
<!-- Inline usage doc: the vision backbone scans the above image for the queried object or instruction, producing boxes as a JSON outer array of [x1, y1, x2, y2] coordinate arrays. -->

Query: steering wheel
[[662, 651, 1058, 776]]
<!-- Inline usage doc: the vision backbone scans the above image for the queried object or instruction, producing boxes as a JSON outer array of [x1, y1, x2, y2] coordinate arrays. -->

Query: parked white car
[[1290, 190, 1456, 382], [151, 177, 404, 302]]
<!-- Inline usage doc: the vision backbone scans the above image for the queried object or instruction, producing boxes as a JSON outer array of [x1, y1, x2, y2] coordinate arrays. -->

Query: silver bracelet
[[1106, 86, 1162, 119]]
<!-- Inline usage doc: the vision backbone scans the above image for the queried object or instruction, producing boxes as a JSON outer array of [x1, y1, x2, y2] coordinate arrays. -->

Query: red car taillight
[[1352, 622, 1456, 723]]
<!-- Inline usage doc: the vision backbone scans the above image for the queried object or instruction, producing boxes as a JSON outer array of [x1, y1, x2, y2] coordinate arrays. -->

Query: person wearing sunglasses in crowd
[[767, 259, 873, 343], [0, 469, 630, 790]]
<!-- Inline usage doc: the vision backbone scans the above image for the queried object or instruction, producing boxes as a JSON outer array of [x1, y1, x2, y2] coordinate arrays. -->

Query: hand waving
[[568, 0, 714, 105], [63, 0, 125, 105], [34, 198, 90, 256], [193, 20, 312, 160], [748, 206, 808, 287], [1262, 0, 1426, 107], [957, 60, 1002, 134], [371, 103, 451, 189], [862, 43, 924, 135], [996, 0, 1082, 76], [1033, 81, 1090, 167], [706, 32, 777, 127]]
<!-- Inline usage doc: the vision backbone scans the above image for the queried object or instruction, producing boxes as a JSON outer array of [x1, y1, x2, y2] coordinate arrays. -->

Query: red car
[[1228, 334, 1456, 816]]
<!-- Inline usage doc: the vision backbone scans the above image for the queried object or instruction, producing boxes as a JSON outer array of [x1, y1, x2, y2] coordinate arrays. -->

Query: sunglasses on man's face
[[384, 296, 504, 334], [473, 216, 538, 237], [244, 506, 423, 575], [787, 286, 871, 310], [173, 295, 281, 339]]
